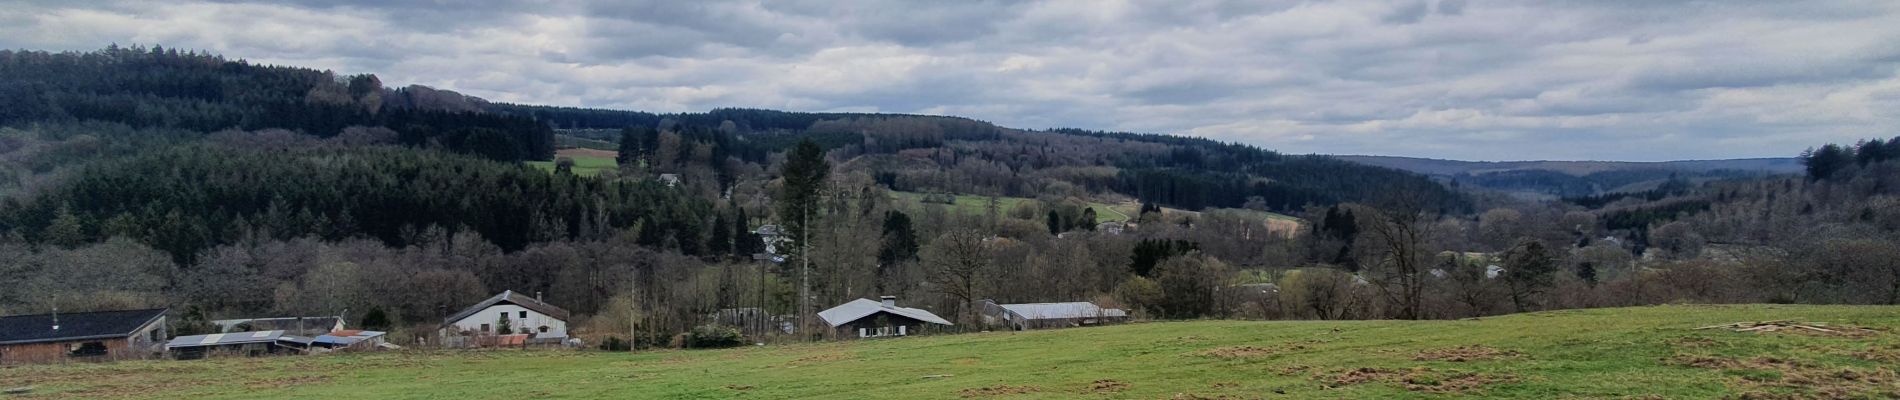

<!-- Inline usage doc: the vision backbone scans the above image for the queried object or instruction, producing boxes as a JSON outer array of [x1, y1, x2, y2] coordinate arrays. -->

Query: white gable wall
[[447, 304, 567, 338]]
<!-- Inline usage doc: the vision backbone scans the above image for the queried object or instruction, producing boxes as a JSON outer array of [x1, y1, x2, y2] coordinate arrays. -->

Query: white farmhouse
[[440, 290, 571, 340]]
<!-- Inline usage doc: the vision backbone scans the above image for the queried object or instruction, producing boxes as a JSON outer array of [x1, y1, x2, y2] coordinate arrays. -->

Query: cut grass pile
[[5, 304, 1898, 399]]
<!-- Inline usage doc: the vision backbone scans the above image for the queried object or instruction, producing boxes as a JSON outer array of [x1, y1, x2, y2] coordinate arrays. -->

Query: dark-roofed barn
[[816, 296, 953, 338], [0, 308, 169, 364]]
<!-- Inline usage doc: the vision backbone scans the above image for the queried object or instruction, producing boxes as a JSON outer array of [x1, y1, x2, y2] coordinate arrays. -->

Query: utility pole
[[799, 201, 811, 342], [638, 276, 646, 350]]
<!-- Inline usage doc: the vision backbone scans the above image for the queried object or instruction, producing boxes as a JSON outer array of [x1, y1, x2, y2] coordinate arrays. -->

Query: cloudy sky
[[5, 1, 1899, 161]]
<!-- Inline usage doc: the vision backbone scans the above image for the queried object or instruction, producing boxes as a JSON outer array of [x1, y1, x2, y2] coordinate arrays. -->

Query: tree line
[[0, 46, 555, 161]]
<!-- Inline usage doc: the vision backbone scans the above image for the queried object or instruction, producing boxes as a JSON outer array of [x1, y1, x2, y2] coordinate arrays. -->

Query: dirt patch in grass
[[1169, 394, 1241, 400], [725, 384, 754, 391], [1665, 353, 1900, 398], [1663, 353, 1747, 369], [246, 375, 332, 389], [1315, 367, 1516, 394], [1399, 371, 1517, 393], [1844, 345, 1900, 362], [1413, 345, 1523, 362], [959, 385, 1040, 397], [1666, 336, 1723, 348], [1193, 343, 1308, 359], [1320, 367, 1398, 387], [951, 357, 981, 366], [1084, 379, 1129, 393]]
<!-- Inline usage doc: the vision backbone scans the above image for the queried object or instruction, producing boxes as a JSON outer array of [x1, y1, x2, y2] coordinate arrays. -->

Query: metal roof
[[443, 290, 572, 325], [817, 299, 953, 327], [166, 330, 285, 349], [0, 308, 168, 345], [211, 316, 343, 336], [998, 302, 1127, 320], [313, 330, 385, 346]]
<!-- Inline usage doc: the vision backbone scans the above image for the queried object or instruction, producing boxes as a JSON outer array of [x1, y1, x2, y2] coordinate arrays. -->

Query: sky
[[4, 1, 1899, 161]]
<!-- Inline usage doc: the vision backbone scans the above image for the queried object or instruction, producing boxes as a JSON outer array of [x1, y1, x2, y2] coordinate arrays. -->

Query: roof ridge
[[0, 307, 169, 319]]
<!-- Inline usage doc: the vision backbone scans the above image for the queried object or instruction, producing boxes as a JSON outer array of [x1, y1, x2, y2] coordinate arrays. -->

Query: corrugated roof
[[211, 316, 343, 336], [167, 330, 285, 349], [0, 308, 168, 345], [999, 302, 1127, 320], [443, 290, 571, 325], [817, 298, 953, 327], [313, 330, 384, 345]]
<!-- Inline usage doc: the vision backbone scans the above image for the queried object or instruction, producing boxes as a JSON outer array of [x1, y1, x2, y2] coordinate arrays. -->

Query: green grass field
[[9, 305, 1900, 399], [527, 149, 618, 177], [881, 191, 1302, 229], [888, 192, 1132, 223]]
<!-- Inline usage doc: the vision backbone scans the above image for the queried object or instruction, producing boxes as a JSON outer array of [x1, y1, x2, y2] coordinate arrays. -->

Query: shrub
[[598, 336, 631, 351], [683, 324, 745, 349]]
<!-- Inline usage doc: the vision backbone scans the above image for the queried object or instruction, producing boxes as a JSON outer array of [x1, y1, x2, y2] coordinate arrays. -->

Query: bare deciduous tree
[[922, 228, 991, 324]]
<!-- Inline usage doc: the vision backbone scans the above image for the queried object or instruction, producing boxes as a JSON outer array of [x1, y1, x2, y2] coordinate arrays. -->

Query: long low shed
[[166, 330, 290, 360]]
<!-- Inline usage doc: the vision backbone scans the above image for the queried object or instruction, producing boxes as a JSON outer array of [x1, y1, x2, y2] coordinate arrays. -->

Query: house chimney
[[880, 296, 896, 308], [536, 292, 543, 301], [51, 306, 59, 331]]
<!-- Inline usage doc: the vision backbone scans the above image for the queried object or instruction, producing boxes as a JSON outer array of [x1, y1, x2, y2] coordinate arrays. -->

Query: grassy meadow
[[888, 191, 1130, 223], [528, 148, 619, 177], [6, 305, 1899, 399]]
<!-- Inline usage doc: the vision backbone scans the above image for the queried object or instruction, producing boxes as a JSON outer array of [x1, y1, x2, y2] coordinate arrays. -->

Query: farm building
[[212, 316, 345, 337], [278, 330, 388, 352], [979, 301, 1127, 330], [817, 296, 953, 338], [439, 290, 571, 347], [0, 308, 169, 364], [166, 330, 291, 360]]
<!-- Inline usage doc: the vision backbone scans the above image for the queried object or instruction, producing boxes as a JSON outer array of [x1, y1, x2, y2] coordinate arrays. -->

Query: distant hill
[[1333, 155, 1804, 176], [1334, 155, 1803, 199]]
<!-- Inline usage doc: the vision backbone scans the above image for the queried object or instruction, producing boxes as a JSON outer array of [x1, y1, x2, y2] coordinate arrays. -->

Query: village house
[[816, 296, 953, 338], [753, 224, 789, 259], [0, 308, 170, 364], [979, 301, 1128, 331], [439, 290, 572, 347]]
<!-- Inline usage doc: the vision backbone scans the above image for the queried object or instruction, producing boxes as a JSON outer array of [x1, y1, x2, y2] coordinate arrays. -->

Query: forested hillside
[[0, 46, 554, 161], [1337, 155, 1801, 198], [496, 106, 1466, 213]]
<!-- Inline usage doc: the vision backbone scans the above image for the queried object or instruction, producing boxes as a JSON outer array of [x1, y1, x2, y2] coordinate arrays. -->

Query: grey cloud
[[1436, 0, 1465, 16], [1382, 1, 1430, 24], [4, 0, 1899, 161]]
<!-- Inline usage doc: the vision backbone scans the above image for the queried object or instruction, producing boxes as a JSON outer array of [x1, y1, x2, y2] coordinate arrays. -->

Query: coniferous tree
[[1501, 239, 1557, 312], [775, 139, 829, 330], [877, 211, 918, 267]]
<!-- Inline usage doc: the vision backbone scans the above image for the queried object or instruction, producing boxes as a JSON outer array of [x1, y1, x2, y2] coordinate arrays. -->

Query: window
[[499, 312, 508, 320], [519, 311, 527, 319], [538, 326, 549, 333], [480, 323, 491, 333]]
